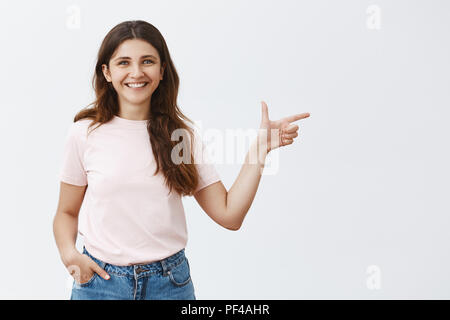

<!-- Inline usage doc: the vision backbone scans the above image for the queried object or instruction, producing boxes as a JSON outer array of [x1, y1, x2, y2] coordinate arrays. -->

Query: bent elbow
[[225, 223, 241, 231]]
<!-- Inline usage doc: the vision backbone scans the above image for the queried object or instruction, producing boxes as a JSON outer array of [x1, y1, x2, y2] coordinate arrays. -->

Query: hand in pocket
[[66, 251, 110, 284]]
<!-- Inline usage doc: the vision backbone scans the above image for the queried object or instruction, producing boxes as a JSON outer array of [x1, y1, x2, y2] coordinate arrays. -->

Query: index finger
[[91, 262, 110, 280], [284, 112, 310, 123]]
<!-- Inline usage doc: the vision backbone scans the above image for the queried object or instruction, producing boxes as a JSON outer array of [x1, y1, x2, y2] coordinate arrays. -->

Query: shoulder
[[189, 126, 203, 150], [189, 126, 216, 164], [74, 118, 95, 130], [65, 118, 95, 141], [189, 125, 206, 144]]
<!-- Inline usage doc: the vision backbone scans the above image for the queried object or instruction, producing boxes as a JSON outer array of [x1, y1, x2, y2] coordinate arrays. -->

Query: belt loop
[[160, 259, 169, 276], [97, 259, 107, 270]]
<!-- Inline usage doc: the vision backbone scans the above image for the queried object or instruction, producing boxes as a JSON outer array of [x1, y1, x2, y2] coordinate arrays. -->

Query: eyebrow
[[114, 55, 158, 61]]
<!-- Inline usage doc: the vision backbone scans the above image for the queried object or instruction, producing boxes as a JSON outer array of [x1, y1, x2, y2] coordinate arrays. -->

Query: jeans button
[[136, 267, 143, 274]]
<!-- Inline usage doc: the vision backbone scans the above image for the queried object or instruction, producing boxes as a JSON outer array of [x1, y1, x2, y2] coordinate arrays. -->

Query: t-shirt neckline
[[112, 115, 148, 127]]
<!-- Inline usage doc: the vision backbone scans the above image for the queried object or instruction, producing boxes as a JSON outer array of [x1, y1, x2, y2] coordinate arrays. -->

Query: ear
[[102, 64, 112, 82]]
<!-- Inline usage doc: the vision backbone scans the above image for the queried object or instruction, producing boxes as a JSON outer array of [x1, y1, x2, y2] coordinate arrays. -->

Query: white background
[[0, 0, 449, 299]]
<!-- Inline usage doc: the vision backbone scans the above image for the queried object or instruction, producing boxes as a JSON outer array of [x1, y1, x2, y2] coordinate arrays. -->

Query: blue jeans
[[70, 246, 196, 300]]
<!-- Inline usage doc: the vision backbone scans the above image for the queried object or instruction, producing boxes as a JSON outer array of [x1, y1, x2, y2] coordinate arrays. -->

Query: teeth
[[126, 82, 147, 88]]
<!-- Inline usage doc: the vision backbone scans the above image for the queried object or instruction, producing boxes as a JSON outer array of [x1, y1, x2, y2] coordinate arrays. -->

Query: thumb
[[92, 263, 110, 280], [261, 101, 269, 124]]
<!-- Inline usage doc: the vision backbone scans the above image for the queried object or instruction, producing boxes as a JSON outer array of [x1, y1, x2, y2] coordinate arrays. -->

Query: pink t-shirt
[[59, 115, 221, 266]]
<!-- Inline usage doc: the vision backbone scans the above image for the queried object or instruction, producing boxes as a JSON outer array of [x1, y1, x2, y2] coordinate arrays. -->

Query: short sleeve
[[191, 129, 221, 194], [59, 122, 88, 186]]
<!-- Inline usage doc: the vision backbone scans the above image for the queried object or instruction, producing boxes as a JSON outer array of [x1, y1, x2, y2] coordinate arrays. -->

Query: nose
[[130, 62, 145, 78]]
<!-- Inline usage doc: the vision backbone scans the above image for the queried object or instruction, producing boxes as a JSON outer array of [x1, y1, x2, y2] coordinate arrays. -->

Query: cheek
[[110, 70, 127, 82], [148, 68, 163, 78]]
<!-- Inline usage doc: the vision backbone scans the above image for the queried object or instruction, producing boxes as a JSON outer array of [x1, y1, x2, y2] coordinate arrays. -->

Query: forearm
[[53, 212, 80, 267], [225, 138, 267, 230]]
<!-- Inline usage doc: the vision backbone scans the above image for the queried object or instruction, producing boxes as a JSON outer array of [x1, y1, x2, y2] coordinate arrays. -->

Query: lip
[[125, 82, 149, 89]]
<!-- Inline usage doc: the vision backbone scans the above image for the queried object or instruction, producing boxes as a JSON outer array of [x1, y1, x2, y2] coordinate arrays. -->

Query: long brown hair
[[74, 20, 199, 197]]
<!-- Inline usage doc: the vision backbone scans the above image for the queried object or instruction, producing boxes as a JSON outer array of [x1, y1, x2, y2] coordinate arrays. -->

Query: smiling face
[[102, 39, 165, 117]]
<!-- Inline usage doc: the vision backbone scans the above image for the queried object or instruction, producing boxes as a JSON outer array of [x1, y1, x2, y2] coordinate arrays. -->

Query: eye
[[118, 60, 154, 65]]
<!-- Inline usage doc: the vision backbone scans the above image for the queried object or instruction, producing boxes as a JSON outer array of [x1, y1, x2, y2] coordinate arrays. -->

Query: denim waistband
[[82, 246, 186, 277]]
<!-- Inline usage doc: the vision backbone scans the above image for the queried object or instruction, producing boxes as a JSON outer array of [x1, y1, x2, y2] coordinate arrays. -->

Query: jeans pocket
[[168, 258, 192, 287], [75, 271, 97, 288], [74, 247, 108, 288]]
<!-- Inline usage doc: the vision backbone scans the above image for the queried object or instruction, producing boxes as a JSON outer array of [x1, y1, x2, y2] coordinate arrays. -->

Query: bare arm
[[53, 182, 110, 282], [193, 139, 266, 231], [194, 101, 309, 231], [53, 182, 86, 267], [224, 139, 266, 229]]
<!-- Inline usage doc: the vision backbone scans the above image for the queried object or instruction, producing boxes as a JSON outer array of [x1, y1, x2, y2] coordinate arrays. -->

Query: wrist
[[61, 246, 80, 267], [248, 138, 267, 166]]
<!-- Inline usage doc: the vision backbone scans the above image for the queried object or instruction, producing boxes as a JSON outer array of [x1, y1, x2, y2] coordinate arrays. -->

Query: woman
[[53, 20, 310, 300]]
